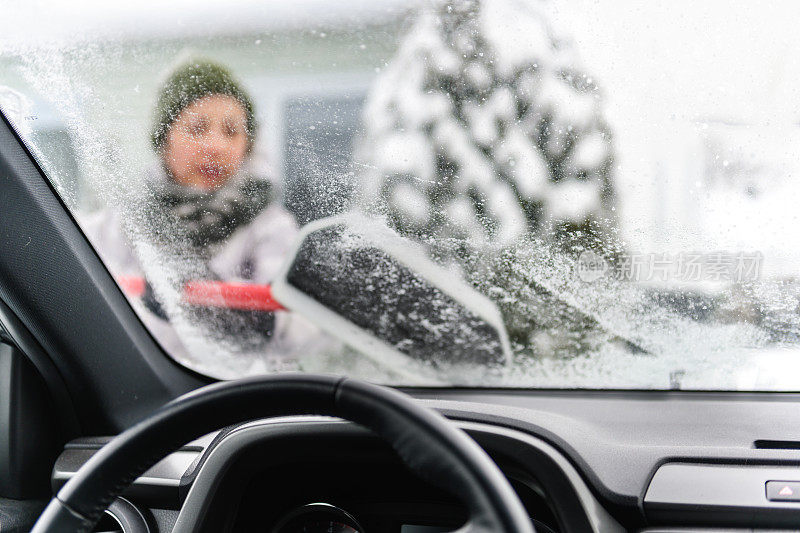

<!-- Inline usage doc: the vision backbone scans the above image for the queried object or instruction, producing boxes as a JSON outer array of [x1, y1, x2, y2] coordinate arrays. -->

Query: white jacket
[[79, 202, 327, 379]]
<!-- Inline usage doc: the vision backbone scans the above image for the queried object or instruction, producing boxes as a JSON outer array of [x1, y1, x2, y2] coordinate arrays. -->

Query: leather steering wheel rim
[[31, 374, 534, 533]]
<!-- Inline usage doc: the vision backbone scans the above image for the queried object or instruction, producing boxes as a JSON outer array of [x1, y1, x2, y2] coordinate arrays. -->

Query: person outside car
[[81, 59, 318, 375]]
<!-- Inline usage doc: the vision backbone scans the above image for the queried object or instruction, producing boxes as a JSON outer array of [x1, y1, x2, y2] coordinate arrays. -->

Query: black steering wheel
[[31, 374, 535, 532]]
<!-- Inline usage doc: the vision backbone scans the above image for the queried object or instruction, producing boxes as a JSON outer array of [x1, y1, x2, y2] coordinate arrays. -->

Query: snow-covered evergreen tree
[[357, 0, 616, 262], [356, 0, 626, 358]]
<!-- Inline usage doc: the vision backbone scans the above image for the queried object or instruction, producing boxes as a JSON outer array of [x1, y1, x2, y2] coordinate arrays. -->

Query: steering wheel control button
[[766, 481, 800, 501]]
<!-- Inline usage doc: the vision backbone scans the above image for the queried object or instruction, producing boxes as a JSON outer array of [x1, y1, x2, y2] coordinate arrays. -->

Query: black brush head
[[285, 224, 507, 369]]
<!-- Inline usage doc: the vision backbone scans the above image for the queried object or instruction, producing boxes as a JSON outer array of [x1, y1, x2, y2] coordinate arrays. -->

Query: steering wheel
[[31, 374, 535, 532]]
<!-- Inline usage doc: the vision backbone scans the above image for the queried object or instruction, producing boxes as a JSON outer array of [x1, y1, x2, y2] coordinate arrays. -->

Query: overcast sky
[[0, 0, 416, 46], [549, 0, 800, 125], [4, 0, 798, 122]]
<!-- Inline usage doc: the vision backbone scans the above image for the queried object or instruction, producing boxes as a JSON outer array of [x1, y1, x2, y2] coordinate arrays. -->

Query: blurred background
[[2, 0, 799, 276]]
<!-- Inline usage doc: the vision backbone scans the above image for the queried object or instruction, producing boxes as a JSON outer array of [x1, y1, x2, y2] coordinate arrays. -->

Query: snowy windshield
[[2, 0, 800, 389]]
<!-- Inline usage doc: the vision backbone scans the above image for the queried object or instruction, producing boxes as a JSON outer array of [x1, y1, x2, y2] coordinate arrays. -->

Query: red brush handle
[[182, 281, 285, 312], [117, 275, 147, 298], [115, 276, 285, 312]]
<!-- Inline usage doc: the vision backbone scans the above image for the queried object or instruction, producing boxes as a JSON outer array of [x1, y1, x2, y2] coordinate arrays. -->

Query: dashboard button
[[766, 481, 800, 501]]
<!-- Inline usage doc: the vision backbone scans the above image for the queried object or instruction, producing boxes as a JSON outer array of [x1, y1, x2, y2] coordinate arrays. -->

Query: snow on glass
[[1, 0, 800, 388]]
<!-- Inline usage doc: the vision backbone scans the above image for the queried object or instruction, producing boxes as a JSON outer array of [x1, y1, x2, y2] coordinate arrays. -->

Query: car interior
[[3, 2, 800, 533]]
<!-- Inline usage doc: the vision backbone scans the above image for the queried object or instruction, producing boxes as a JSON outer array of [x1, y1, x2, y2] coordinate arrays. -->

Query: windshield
[[2, 0, 800, 389]]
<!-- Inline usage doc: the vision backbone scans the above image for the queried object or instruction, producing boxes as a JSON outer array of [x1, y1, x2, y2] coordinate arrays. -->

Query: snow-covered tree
[[356, 0, 625, 357], [357, 0, 616, 262]]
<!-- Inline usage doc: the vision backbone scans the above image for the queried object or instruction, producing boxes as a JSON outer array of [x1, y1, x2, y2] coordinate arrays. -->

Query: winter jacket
[[78, 172, 325, 379]]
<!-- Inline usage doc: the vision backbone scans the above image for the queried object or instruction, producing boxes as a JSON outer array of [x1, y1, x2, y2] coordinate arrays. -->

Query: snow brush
[[271, 213, 513, 382], [117, 213, 513, 383], [116, 276, 285, 312]]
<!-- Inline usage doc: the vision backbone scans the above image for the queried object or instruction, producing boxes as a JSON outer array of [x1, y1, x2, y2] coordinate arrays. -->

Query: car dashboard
[[51, 390, 800, 533]]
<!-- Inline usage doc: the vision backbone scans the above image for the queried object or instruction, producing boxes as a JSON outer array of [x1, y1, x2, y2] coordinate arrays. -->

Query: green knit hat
[[150, 60, 256, 151]]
